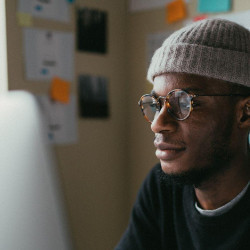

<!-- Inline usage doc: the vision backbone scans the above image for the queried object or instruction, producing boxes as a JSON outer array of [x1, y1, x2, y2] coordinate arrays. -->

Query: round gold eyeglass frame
[[138, 88, 249, 123]]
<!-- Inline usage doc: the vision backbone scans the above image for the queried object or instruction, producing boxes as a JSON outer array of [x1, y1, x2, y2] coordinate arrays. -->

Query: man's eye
[[179, 101, 190, 109], [149, 103, 157, 107], [143, 102, 156, 106], [149, 103, 158, 110]]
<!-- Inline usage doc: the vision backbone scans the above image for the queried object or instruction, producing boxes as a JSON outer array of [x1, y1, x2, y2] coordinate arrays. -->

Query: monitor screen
[[0, 91, 72, 250]]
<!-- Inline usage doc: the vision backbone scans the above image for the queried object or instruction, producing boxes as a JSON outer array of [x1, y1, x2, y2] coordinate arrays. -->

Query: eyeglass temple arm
[[194, 94, 250, 97]]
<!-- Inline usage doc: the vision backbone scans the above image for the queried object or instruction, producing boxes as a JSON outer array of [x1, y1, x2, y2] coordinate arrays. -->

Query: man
[[116, 18, 250, 249]]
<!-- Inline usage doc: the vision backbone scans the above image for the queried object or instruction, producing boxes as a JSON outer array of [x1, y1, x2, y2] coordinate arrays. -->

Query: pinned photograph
[[78, 75, 109, 118], [77, 8, 107, 54]]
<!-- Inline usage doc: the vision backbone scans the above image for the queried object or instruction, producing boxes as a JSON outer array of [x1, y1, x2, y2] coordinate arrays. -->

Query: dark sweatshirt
[[115, 164, 250, 250]]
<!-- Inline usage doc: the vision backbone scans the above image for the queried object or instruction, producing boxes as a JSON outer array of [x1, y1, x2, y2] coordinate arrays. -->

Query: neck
[[194, 161, 250, 210]]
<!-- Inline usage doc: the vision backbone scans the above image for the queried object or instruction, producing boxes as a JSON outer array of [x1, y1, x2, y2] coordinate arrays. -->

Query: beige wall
[[5, 0, 250, 249]]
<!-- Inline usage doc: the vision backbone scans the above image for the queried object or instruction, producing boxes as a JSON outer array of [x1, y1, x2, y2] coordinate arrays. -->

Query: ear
[[237, 97, 250, 129]]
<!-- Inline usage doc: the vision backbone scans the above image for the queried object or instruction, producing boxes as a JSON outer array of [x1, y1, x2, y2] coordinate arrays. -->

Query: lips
[[154, 141, 186, 161]]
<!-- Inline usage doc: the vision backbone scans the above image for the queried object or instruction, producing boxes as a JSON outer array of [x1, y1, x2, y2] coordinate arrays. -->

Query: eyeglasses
[[138, 89, 248, 123]]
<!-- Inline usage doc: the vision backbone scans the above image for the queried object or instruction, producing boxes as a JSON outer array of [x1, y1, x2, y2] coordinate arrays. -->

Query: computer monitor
[[0, 91, 72, 250]]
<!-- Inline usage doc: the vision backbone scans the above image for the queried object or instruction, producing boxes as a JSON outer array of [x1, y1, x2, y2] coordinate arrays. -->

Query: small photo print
[[78, 75, 109, 118], [77, 7, 107, 54]]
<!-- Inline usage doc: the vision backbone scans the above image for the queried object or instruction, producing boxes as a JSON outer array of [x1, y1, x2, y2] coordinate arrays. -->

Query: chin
[[159, 162, 203, 187], [159, 159, 228, 187], [160, 159, 191, 175]]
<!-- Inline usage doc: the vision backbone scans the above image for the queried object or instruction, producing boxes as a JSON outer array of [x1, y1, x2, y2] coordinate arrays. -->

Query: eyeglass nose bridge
[[154, 96, 172, 121], [157, 96, 170, 109]]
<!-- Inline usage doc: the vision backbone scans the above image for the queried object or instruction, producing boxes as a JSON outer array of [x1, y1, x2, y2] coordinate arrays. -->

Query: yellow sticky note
[[166, 0, 187, 24], [50, 77, 70, 103], [17, 12, 33, 27]]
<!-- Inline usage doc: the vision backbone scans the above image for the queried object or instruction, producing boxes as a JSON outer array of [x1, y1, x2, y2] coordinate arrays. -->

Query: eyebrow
[[182, 87, 204, 94], [150, 87, 204, 96]]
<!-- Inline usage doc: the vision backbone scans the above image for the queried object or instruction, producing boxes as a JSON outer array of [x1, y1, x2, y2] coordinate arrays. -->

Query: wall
[[6, 0, 128, 250], [4, 0, 250, 249]]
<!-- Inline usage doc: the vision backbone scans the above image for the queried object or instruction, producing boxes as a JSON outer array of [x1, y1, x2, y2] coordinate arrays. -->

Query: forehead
[[152, 73, 230, 94]]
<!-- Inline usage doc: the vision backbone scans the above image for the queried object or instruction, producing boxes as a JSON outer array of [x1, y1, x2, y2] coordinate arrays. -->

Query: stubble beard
[[160, 120, 235, 188]]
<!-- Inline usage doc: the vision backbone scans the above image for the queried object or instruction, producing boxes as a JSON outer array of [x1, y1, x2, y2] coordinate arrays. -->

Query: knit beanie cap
[[147, 18, 250, 87]]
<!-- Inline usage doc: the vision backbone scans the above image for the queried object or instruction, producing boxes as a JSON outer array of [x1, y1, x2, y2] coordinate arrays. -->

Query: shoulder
[[115, 164, 185, 249], [139, 163, 173, 194], [142, 163, 162, 188], [137, 163, 162, 197], [135, 163, 174, 211]]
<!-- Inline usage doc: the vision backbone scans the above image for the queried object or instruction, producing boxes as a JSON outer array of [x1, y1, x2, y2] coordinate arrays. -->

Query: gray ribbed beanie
[[147, 18, 250, 87]]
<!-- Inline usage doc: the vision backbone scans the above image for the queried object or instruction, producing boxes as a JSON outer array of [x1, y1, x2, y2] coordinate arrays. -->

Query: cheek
[[184, 113, 234, 159], [159, 121, 221, 174], [182, 119, 219, 155]]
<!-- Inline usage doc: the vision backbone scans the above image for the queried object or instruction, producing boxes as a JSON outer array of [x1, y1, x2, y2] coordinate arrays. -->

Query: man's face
[[151, 73, 238, 186]]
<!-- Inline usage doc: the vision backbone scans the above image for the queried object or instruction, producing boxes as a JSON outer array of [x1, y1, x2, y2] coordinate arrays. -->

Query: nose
[[151, 104, 177, 133]]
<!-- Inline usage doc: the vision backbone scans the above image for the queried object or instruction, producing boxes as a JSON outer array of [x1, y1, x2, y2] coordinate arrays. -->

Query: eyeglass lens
[[140, 90, 192, 122]]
